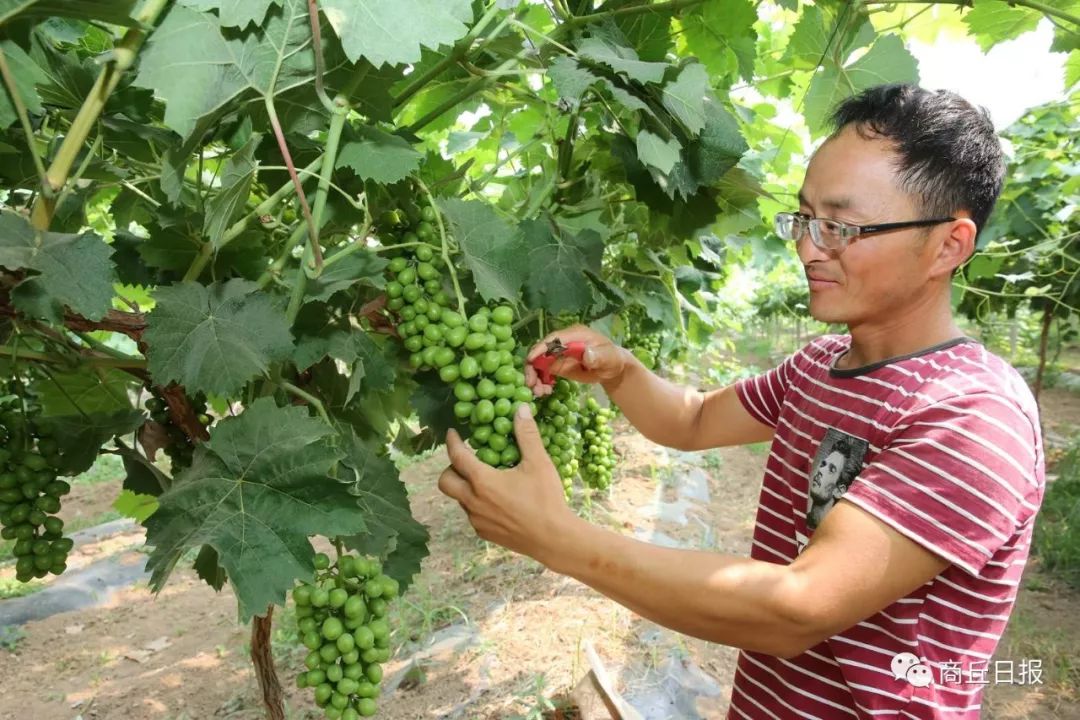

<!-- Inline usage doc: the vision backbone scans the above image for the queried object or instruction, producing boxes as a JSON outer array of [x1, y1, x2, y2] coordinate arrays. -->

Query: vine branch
[[0, 46, 48, 191]]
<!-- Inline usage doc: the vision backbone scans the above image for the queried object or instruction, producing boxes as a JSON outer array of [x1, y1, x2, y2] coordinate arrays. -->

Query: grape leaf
[[117, 443, 169, 496], [963, 0, 1041, 52], [37, 409, 146, 475], [204, 134, 260, 248], [804, 35, 919, 135], [194, 544, 228, 591], [179, 0, 282, 28], [1066, 49, 1080, 88], [339, 431, 429, 591], [548, 56, 599, 110], [0, 40, 46, 129], [0, 211, 116, 321], [436, 198, 528, 302], [293, 325, 396, 401], [143, 399, 367, 620], [134, 0, 320, 141], [687, 99, 749, 185], [660, 63, 708, 136], [305, 249, 387, 303], [31, 367, 138, 416], [113, 489, 159, 523], [143, 279, 294, 396], [336, 125, 422, 184], [522, 219, 604, 314], [0, 0, 139, 26], [578, 37, 668, 85], [320, 0, 473, 67], [682, 0, 758, 82], [636, 129, 681, 174]]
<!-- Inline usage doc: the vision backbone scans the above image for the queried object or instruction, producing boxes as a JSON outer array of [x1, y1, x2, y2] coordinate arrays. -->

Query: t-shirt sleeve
[[841, 393, 1042, 577], [734, 346, 806, 428]]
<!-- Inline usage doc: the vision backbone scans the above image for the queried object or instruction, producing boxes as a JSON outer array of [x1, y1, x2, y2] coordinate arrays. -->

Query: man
[[437, 84, 1045, 718]]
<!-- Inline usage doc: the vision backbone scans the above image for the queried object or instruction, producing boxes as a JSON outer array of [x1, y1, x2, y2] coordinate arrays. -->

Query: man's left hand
[[437, 403, 578, 562]]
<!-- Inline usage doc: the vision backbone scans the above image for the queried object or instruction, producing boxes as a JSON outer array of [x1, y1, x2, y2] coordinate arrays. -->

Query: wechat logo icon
[[891, 652, 934, 688]]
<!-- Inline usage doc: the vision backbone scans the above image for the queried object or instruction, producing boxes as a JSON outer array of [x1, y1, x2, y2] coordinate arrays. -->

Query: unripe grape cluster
[[144, 390, 210, 472], [292, 552, 399, 719], [622, 306, 662, 370], [0, 385, 74, 583], [579, 396, 616, 491], [382, 204, 536, 469], [536, 379, 583, 495]]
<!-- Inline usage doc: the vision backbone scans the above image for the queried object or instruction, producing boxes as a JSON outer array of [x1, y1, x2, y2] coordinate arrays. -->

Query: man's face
[[796, 126, 944, 326], [811, 449, 845, 499]]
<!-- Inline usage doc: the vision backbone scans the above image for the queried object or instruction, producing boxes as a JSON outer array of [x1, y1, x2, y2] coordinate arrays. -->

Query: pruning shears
[[529, 337, 587, 385]]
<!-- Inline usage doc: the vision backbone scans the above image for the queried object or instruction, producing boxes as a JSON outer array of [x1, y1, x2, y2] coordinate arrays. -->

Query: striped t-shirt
[[730, 335, 1044, 719]]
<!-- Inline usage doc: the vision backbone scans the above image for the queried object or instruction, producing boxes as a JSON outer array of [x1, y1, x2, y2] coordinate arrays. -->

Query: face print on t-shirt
[[807, 428, 869, 530]]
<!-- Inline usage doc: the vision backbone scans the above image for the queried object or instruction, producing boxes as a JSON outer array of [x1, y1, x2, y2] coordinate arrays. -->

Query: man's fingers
[[446, 428, 484, 477], [437, 466, 475, 507], [513, 402, 548, 465]]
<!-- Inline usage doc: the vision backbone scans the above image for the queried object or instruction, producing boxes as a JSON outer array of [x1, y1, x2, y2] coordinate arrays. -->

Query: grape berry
[[293, 552, 399, 719]]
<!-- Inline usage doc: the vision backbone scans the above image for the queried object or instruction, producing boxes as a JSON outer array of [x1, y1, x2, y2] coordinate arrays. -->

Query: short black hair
[[830, 84, 1005, 239]]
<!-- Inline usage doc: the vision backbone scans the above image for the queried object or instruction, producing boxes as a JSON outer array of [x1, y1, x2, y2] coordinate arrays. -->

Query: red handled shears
[[529, 337, 586, 385]]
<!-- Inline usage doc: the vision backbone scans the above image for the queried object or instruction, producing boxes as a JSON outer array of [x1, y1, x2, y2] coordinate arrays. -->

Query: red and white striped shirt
[[731, 335, 1044, 719]]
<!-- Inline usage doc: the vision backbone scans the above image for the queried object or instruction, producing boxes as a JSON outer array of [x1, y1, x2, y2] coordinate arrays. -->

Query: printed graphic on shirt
[[807, 427, 868, 530]]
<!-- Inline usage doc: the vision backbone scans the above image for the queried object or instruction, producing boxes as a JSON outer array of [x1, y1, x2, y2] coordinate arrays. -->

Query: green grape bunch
[[536, 378, 583, 495], [292, 551, 399, 719], [621, 306, 662, 370], [0, 383, 75, 583], [580, 396, 616, 491], [144, 390, 210, 473], [382, 203, 537, 470]]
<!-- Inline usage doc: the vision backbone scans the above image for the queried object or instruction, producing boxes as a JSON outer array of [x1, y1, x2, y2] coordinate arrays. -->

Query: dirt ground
[[0, 386, 1077, 720]]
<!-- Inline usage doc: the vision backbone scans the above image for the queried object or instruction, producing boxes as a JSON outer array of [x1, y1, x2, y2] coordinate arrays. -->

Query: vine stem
[[861, 0, 1080, 26], [393, 0, 505, 108], [0, 46, 48, 190], [286, 101, 349, 323], [307, 0, 334, 113], [416, 178, 466, 317], [0, 345, 146, 369], [29, 0, 170, 230], [281, 381, 332, 426], [251, 607, 285, 720], [265, 95, 323, 271]]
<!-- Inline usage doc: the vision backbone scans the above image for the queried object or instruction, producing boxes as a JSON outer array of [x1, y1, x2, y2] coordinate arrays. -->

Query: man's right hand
[[524, 325, 629, 396]]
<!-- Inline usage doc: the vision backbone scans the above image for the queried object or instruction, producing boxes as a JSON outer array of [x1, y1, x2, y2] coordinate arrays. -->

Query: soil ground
[[0, 384, 1077, 720]]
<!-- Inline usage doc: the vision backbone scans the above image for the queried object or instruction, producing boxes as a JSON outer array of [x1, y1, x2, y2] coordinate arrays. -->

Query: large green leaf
[[804, 35, 919, 135], [0, 212, 116, 322], [134, 0, 319, 141], [660, 63, 709, 136], [305, 249, 387, 303], [143, 279, 294, 396], [31, 367, 139, 417], [204, 134, 260, 248], [578, 37, 669, 85], [179, 0, 283, 28], [681, 0, 758, 82], [37, 409, 146, 475], [522, 220, 604, 314], [547, 56, 600, 110], [0, 40, 46, 129], [687, 99, 749, 185], [0, 0, 138, 26], [339, 431, 429, 590], [143, 399, 368, 620], [336, 125, 422, 184], [319, 0, 473, 67], [963, 0, 1042, 52], [636, 129, 681, 174], [436, 198, 528, 303]]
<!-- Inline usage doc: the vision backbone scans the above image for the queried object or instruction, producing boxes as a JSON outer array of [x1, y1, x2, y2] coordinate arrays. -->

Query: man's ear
[[935, 217, 978, 278]]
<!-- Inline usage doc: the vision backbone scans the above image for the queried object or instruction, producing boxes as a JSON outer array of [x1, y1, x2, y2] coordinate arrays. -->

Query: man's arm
[[541, 500, 948, 657], [522, 325, 774, 451], [602, 353, 774, 450], [437, 407, 950, 658]]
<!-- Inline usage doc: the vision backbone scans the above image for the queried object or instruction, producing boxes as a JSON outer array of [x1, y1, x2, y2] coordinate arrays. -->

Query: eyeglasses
[[774, 212, 956, 252]]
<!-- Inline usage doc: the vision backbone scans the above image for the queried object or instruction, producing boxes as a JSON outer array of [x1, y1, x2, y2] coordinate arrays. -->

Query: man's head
[[795, 84, 1005, 326], [811, 447, 846, 500]]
